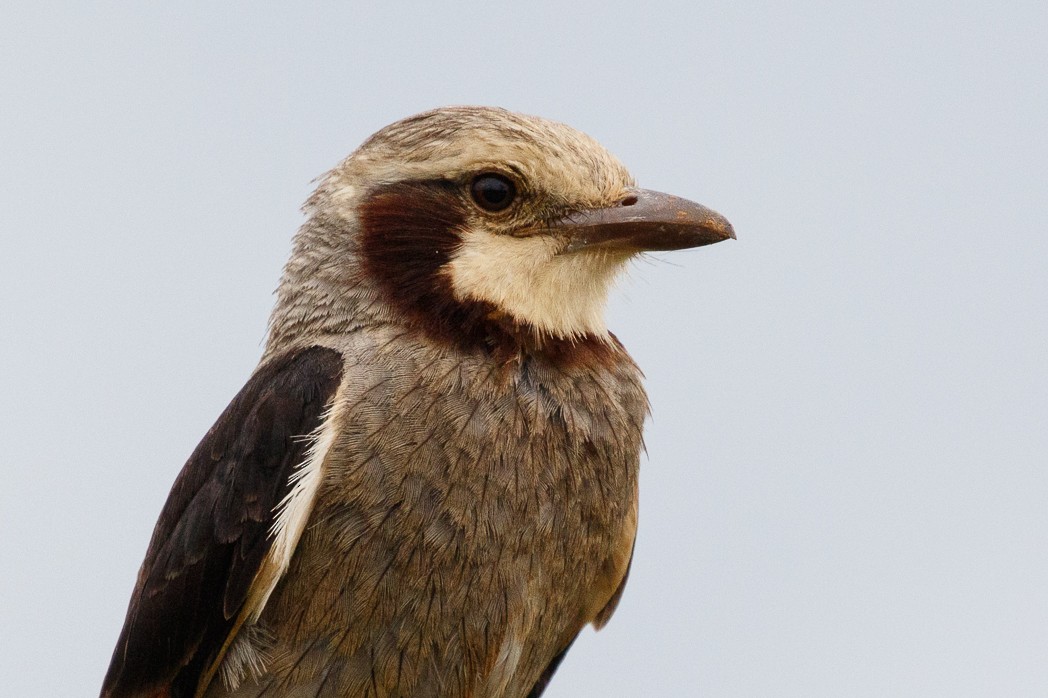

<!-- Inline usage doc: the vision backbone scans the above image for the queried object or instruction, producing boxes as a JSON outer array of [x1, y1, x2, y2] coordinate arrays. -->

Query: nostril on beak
[[620, 195, 638, 207]]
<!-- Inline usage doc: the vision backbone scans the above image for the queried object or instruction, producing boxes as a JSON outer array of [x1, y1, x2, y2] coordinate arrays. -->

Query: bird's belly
[[209, 450, 636, 697]]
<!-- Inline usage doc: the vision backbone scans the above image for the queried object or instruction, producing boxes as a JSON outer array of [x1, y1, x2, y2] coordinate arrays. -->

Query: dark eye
[[470, 173, 516, 212]]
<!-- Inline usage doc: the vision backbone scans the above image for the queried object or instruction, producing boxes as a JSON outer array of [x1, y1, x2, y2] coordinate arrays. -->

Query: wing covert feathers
[[100, 346, 343, 698]]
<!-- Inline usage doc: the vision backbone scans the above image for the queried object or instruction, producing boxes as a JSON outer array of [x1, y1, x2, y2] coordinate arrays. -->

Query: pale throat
[[444, 228, 632, 340]]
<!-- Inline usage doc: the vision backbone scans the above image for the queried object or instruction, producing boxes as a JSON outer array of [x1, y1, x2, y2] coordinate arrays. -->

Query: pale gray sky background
[[2, 2, 1047, 696]]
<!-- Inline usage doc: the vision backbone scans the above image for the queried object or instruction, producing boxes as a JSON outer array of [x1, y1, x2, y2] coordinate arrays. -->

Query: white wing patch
[[270, 401, 341, 570], [240, 395, 344, 622]]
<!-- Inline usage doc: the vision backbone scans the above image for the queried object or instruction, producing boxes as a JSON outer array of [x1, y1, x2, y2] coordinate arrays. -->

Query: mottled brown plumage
[[102, 106, 733, 698]]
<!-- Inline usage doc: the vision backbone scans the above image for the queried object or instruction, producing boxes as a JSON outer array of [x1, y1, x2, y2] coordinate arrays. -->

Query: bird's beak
[[555, 189, 735, 253]]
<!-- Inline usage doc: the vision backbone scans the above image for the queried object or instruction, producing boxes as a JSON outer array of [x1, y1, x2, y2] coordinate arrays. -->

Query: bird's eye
[[469, 173, 517, 212]]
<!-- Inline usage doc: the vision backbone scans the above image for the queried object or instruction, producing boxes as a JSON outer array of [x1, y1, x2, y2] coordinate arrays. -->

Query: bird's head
[[268, 106, 733, 356]]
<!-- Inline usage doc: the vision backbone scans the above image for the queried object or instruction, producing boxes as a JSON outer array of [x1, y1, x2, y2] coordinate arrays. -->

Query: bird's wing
[[100, 346, 344, 698]]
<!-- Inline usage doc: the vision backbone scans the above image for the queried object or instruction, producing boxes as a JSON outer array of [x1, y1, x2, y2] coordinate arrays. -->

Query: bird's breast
[[246, 331, 646, 697]]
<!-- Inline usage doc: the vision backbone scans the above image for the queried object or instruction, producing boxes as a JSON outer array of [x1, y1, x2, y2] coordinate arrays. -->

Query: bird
[[100, 106, 734, 698]]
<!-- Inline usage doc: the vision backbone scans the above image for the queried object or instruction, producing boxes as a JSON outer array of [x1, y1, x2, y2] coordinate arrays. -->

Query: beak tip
[[706, 214, 735, 243]]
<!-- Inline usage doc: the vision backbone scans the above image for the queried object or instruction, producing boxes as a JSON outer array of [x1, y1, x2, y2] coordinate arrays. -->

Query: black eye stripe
[[469, 173, 517, 212]]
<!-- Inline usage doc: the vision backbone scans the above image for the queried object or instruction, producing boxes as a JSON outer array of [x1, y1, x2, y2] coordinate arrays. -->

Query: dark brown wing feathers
[[101, 346, 343, 698]]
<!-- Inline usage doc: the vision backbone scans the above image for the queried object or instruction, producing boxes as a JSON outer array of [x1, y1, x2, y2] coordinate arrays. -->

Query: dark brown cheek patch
[[356, 180, 615, 367], [357, 181, 501, 350]]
